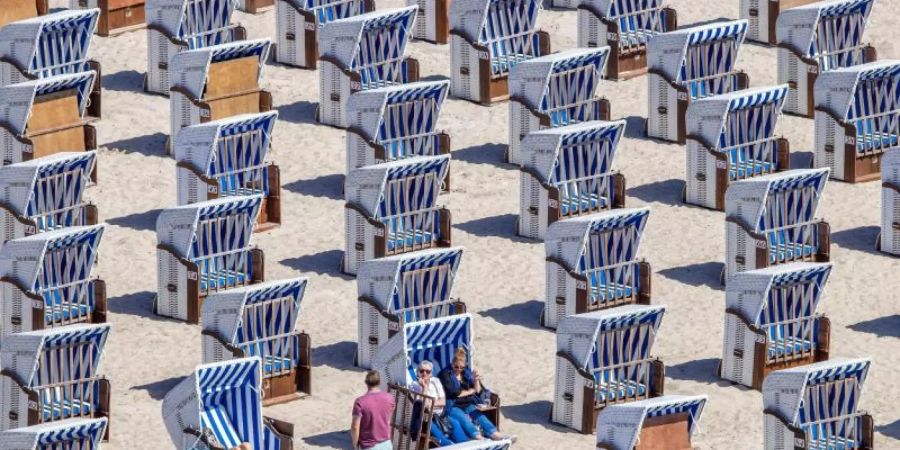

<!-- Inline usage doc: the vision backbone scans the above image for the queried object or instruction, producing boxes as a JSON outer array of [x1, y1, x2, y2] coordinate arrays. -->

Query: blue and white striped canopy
[[687, 85, 788, 151], [203, 277, 308, 344], [345, 155, 450, 218], [776, 0, 873, 59], [156, 195, 262, 258], [292, 0, 369, 25], [763, 358, 871, 426], [195, 358, 271, 450], [557, 305, 666, 370], [0, 9, 98, 78], [815, 60, 900, 121], [347, 80, 450, 142], [450, 0, 542, 45], [728, 262, 832, 327], [146, 0, 238, 43], [402, 314, 472, 384], [0, 70, 96, 135], [319, 6, 416, 69], [0, 323, 111, 388], [0, 224, 103, 292], [0, 151, 95, 219], [0, 417, 108, 450], [509, 47, 609, 111], [648, 20, 747, 82], [176, 112, 277, 177]]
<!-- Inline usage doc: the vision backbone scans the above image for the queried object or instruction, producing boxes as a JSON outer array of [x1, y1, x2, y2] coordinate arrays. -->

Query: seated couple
[[410, 348, 514, 446]]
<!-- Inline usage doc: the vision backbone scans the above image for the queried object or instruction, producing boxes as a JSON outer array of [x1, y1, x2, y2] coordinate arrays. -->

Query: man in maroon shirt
[[351, 371, 395, 450]]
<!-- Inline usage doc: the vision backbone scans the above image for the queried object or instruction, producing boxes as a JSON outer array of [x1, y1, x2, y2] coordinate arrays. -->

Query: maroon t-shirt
[[352, 391, 394, 448]]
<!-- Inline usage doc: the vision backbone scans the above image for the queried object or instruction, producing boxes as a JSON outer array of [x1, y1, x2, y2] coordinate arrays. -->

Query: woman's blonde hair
[[452, 347, 468, 366]]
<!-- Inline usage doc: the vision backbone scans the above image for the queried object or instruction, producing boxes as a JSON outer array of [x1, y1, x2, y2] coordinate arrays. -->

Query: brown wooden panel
[[32, 127, 87, 158], [206, 57, 260, 99], [0, 0, 38, 28], [208, 92, 263, 120], [107, 0, 144, 7], [28, 90, 81, 135], [99, 0, 146, 36], [636, 412, 692, 450]]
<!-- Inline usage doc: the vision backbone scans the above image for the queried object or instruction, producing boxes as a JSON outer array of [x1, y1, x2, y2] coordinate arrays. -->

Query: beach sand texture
[[41, 0, 900, 448]]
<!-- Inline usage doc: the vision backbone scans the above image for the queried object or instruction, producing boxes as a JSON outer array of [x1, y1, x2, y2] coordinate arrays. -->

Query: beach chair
[[345, 80, 451, 174], [763, 358, 874, 450], [161, 358, 294, 450], [0, 72, 98, 167], [69, 0, 145, 36], [0, 417, 107, 450], [0, 324, 111, 436], [155, 195, 265, 323], [201, 278, 310, 406], [168, 39, 273, 152], [595, 395, 707, 450], [372, 314, 502, 430], [552, 305, 666, 434], [274, 0, 372, 69], [543, 207, 652, 330], [145, 0, 244, 95], [685, 85, 791, 210], [724, 169, 831, 280], [0, 10, 101, 120], [317, 7, 420, 128], [174, 112, 281, 231], [776, 0, 876, 117], [880, 148, 900, 255], [387, 383, 513, 450], [577, 0, 678, 80], [647, 20, 749, 144], [508, 48, 611, 165], [0, 225, 106, 337], [814, 60, 900, 182], [343, 155, 451, 276], [0, 152, 97, 245], [356, 247, 465, 369], [519, 120, 627, 240], [408, 0, 450, 44], [721, 262, 832, 390], [0, 1, 48, 30], [449, 0, 549, 105]]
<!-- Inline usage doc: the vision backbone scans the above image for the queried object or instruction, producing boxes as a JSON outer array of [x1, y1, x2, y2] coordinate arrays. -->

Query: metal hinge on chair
[[10, 317, 20, 325], [563, 393, 573, 401], [657, 106, 667, 114], [824, 145, 834, 154], [167, 284, 178, 292], [735, 256, 745, 265], [286, 33, 296, 41], [331, 93, 341, 102], [555, 296, 566, 305], [368, 336, 378, 345], [355, 243, 364, 251], [460, 67, 470, 75], [528, 206, 539, 215]]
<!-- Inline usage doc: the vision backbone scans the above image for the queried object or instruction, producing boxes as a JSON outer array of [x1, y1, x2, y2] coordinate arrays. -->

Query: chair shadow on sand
[[658, 262, 724, 291], [103, 132, 169, 157], [131, 376, 184, 400], [452, 143, 510, 168], [502, 400, 574, 433], [280, 249, 353, 280], [312, 341, 360, 371], [283, 173, 344, 201], [479, 300, 546, 331], [303, 431, 352, 449], [276, 100, 317, 125], [832, 225, 880, 255], [876, 419, 900, 441], [665, 358, 733, 388], [626, 178, 685, 207], [455, 214, 535, 244], [107, 208, 162, 232], [102, 70, 145, 94], [848, 315, 900, 339], [107, 291, 177, 323]]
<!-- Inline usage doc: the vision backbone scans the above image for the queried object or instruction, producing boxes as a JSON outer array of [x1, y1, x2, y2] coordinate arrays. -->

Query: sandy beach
[[41, 0, 900, 448]]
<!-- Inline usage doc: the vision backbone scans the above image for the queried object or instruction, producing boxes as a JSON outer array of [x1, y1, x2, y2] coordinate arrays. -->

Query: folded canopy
[[647, 20, 747, 83], [156, 195, 262, 259], [0, 9, 98, 78], [725, 168, 829, 233], [0, 323, 110, 388]]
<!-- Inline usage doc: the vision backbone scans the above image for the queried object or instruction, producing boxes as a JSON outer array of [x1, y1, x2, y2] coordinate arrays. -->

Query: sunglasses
[[418, 369, 431, 374], [453, 365, 465, 370]]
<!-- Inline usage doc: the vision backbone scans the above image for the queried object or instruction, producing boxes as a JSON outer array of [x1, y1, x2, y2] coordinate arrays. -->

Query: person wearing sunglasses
[[409, 360, 467, 445], [438, 348, 513, 442]]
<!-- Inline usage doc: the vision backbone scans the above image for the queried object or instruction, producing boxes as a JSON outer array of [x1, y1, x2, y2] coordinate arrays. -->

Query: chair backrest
[[0, 417, 108, 450], [763, 358, 870, 426], [557, 304, 665, 372], [319, 7, 417, 88], [0, 9, 98, 78], [169, 39, 271, 100], [648, 20, 747, 98], [357, 247, 464, 321], [580, 0, 669, 44], [156, 195, 262, 260], [0, 71, 95, 136], [687, 85, 788, 151], [596, 395, 708, 449], [146, 0, 238, 48], [451, 0, 542, 50], [725, 169, 829, 233], [776, 0, 874, 70], [297, 0, 369, 25], [727, 262, 831, 329], [509, 47, 609, 121], [372, 314, 473, 386], [545, 207, 650, 273], [0, 224, 103, 295], [522, 120, 625, 186], [0, 152, 95, 235], [0, 323, 110, 390], [176, 112, 277, 198], [345, 155, 449, 219], [347, 80, 450, 159]]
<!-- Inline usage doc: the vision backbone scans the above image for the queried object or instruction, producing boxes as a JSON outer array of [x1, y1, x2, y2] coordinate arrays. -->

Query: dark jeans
[[448, 404, 497, 438], [429, 413, 468, 445]]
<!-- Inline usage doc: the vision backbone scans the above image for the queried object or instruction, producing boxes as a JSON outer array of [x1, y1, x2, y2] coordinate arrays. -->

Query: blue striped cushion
[[42, 398, 93, 421]]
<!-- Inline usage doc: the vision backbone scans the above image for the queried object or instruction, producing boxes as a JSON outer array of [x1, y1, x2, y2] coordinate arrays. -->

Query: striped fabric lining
[[478, 0, 542, 76], [206, 115, 275, 199], [577, 210, 649, 306], [754, 171, 827, 264], [197, 359, 267, 449], [758, 265, 829, 361], [677, 21, 747, 99], [845, 66, 900, 155], [587, 309, 663, 404], [540, 52, 606, 127], [189, 201, 258, 293], [14, 11, 98, 78], [376, 83, 448, 161], [375, 158, 448, 253], [389, 248, 462, 324], [605, 0, 669, 50], [717, 86, 787, 181], [25, 153, 94, 232], [550, 124, 622, 217], [178, 0, 238, 48], [234, 280, 306, 376], [796, 361, 869, 449], [350, 9, 416, 90], [807, 0, 873, 70], [34, 418, 107, 448], [30, 227, 103, 327]]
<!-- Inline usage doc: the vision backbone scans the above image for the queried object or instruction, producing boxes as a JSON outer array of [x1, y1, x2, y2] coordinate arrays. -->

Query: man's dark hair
[[365, 370, 381, 388]]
